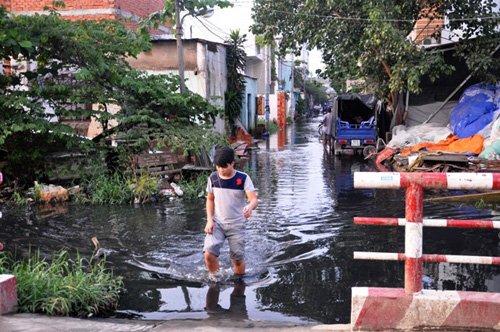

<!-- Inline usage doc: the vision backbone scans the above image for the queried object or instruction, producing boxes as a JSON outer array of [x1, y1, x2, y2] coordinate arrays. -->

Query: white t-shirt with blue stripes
[[206, 170, 255, 225]]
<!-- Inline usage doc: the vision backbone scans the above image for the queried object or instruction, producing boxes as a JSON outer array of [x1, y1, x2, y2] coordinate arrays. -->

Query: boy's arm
[[205, 192, 215, 233], [242, 191, 258, 219]]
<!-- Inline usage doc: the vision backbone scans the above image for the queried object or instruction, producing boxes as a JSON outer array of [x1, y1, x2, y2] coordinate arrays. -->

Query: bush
[[128, 173, 159, 204], [80, 172, 135, 205], [178, 172, 211, 200], [0, 249, 123, 317], [257, 118, 278, 134]]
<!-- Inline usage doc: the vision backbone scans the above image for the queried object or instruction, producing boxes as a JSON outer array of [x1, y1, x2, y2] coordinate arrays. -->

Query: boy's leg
[[231, 259, 245, 275], [205, 252, 220, 273], [203, 222, 224, 273], [227, 223, 246, 275]]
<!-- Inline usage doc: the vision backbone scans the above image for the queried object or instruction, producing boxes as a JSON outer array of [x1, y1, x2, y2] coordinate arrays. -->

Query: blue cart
[[333, 94, 385, 157]]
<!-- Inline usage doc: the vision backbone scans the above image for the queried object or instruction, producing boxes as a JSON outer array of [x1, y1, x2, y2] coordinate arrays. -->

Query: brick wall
[[411, 5, 444, 45], [1, 0, 115, 11], [0, 0, 166, 21], [0, 0, 12, 10], [115, 0, 164, 18], [411, 18, 444, 44]]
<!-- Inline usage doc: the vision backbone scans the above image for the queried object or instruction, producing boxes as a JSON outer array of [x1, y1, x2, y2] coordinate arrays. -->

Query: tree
[[251, 1, 499, 105], [0, 9, 224, 184], [224, 30, 247, 131], [305, 80, 328, 108], [140, 0, 232, 34]]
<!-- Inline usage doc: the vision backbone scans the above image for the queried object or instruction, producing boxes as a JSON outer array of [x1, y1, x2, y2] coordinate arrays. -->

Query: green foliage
[[0, 10, 149, 144], [224, 30, 247, 128], [178, 172, 211, 200], [140, 0, 233, 35], [81, 172, 134, 205], [11, 191, 28, 205], [1, 131, 93, 186], [257, 118, 278, 134], [295, 95, 306, 116], [0, 10, 226, 185], [114, 71, 225, 156], [0, 249, 123, 317], [252, 0, 499, 99], [128, 173, 159, 203], [305, 80, 328, 105]]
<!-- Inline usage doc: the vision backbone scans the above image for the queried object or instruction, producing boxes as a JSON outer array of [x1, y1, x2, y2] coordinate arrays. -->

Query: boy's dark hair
[[214, 146, 235, 167]]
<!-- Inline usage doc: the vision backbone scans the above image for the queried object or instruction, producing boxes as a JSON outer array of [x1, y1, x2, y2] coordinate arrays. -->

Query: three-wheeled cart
[[333, 93, 387, 156]]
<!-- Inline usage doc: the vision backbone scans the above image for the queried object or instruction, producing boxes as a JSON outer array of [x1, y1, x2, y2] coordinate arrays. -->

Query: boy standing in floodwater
[[203, 146, 258, 281]]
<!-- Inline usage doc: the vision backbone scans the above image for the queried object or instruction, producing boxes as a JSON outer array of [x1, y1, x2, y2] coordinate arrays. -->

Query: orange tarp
[[400, 134, 485, 156]]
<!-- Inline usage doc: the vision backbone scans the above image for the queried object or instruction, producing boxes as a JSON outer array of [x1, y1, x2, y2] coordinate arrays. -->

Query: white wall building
[[181, 0, 313, 123]]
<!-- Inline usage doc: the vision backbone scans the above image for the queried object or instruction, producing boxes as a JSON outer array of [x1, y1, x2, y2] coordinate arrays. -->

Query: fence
[[353, 172, 500, 294]]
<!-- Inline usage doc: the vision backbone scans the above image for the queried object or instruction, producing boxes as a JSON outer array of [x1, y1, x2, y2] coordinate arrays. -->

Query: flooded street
[[0, 118, 499, 324]]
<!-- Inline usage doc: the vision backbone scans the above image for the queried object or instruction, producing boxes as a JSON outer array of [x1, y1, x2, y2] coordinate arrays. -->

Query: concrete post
[[0, 275, 17, 314]]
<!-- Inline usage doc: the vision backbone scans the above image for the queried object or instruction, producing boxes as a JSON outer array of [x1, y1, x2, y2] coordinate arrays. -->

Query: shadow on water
[[0, 117, 498, 324]]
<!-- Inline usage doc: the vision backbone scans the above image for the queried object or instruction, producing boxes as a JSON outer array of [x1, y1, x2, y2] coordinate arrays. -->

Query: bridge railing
[[353, 172, 500, 294]]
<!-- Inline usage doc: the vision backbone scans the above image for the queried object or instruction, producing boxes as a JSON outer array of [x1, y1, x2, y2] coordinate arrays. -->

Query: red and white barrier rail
[[353, 172, 500, 295], [354, 217, 500, 229], [354, 172, 500, 190], [352, 171, 500, 330], [354, 251, 500, 265]]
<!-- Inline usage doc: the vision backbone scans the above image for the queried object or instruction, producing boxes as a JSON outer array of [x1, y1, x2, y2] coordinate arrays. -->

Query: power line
[[198, 16, 230, 38], [194, 17, 226, 41], [264, 8, 499, 24]]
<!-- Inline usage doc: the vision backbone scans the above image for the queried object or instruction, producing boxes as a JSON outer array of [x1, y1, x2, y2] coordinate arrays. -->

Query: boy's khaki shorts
[[203, 221, 246, 260]]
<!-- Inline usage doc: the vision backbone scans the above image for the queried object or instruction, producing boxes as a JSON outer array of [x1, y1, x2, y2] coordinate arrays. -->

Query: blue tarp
[[450, 84, 499, 138]]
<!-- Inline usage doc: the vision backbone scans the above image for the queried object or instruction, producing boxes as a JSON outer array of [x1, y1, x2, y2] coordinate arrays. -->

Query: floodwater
[[0, 118, 499, 324]]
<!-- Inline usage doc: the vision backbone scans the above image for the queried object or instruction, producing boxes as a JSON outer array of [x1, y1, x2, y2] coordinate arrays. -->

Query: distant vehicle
[[332, 94, 388, 157]]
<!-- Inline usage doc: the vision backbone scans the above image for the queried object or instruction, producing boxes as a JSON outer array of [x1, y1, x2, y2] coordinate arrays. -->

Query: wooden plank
[[422, 154, 470, 163], [426, 191, 500, 203], [182, 164, 212, 172], [138, 153, 179, 165]]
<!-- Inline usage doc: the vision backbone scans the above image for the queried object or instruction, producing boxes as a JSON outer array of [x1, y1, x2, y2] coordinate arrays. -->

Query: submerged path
[[0, 118, 498, 325]]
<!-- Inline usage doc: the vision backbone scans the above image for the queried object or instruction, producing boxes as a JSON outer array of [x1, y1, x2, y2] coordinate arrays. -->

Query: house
[[183, 4, 311, 132], [127, 37, 228, 133], [0, 0, 172, 139], [403, 8, 499, 127]]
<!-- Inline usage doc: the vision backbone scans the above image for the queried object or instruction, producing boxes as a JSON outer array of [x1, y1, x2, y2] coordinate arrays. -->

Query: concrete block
[[352, 287, 500, 331], [0, 274, 18, 314]]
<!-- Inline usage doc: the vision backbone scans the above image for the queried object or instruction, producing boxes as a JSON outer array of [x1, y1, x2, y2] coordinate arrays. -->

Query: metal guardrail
[[353, 172, 500, 294]]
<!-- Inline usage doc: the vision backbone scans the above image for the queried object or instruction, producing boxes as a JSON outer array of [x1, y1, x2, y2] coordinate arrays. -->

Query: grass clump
[[257, 118, 278, 134], [178, 172, 210, 200], [80, 172, 135, 205], [0, 249, 123, 317], [78, 172, 159, 205], [12, 191, 29, 205], [128, 173, 159, 204]]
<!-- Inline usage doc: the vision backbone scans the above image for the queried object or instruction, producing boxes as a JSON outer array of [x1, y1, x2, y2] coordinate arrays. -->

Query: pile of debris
[[372, 84, 500, 173]]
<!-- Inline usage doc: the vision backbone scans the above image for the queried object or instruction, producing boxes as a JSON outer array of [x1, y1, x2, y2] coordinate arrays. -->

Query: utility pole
[[264, 44, 270, 134], [175, 0, 185, 93], [290, 54, 295, 122]]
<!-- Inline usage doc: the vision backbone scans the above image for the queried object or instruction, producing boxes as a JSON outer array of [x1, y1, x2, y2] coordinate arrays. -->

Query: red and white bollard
[[0, 275, 17, 314], [404, 183, 423, 294]]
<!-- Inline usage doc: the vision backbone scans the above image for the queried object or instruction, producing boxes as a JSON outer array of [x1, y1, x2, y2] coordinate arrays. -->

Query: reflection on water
[[205, 281, 247, 321], [0, 118, 498, 324]]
